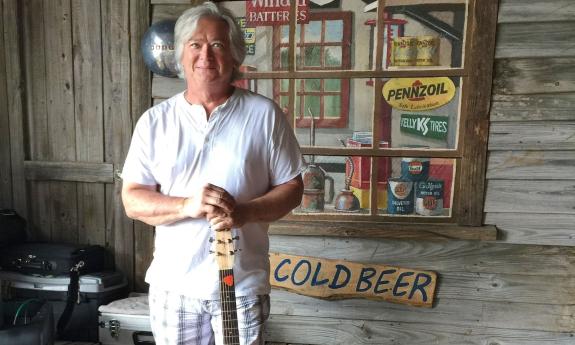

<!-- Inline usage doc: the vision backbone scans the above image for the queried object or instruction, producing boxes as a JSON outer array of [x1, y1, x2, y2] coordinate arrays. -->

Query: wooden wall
[[484, 0, 575, 246], [1, 0, 574, 344]]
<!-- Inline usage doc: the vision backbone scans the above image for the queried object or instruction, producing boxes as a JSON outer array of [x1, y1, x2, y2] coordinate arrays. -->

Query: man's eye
[[212, 43, 223, 48], [189, 42, 200, 48]]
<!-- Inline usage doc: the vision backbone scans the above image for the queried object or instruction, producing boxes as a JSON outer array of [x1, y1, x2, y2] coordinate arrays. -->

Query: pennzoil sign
[[382, 77, 456, 111]]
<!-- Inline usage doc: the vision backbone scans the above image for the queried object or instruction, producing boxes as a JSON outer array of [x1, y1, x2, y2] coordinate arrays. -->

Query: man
[[121, 2, 304, 344]]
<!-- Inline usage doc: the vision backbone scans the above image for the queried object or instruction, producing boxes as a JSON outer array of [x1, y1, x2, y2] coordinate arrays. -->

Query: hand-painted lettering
[[356, 267, 377, 292], [393, 271, 414, 297], [291, 259, 311, 286], [274, 258, 290, 282], [328, 264, 351, 289], [408, 273, 432, 302], [311, 262, 330, 286], [374, 269, 397, 293]]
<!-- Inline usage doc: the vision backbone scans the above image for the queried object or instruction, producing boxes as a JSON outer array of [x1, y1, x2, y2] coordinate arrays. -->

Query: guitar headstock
[[210, 228, 239, 270]]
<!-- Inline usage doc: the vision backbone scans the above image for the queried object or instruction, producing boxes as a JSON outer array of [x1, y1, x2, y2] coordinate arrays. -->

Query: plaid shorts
[[148, 286, 270, 345]]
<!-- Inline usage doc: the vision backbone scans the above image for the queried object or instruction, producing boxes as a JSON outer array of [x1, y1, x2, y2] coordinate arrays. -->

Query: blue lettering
[[356, 267, 376, 292], [274, 258, 291, 282], [374, 269, 396, 293], [291, 260, 311, 286], [310, 262, 329, 286], [328, 264, 351, 289], [393, 271, 414, 297], [409, 273, 431, 301]]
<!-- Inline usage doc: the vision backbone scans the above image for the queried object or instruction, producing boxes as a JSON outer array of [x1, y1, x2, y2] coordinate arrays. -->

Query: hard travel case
[[0, 299, 54, 345], [0, 242, 106, 276], [98, 295, 155, 345], [0, 269, 128, 342]]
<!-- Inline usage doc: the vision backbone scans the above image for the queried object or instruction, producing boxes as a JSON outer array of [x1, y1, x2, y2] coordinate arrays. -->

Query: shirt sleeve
[[121, 113, 158, 186], [268, 105, 305, 186]]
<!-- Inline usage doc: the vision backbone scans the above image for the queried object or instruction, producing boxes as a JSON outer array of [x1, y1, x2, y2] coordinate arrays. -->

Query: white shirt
[[122, 88, 304, 298]]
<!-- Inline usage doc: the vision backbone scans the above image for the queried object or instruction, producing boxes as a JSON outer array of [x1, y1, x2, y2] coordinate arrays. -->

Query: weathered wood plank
[[270, 221, 497, 241], [269, 236, 575, 276], [22, 0, 51, 240], [102, 0, 135, 289], [130, 0, 154, 293], [485, 212, 575, 246], [487, 151, 575, 180], [272, 264, 573, 306], [44, 0, 78, 243], [265, 314, 575, 345], [271, 289, 575, 333], [456, 0, 499, 226], [23, 161, 114, 183], [72, 0, 106, 246], [152, 75, 185, 99], [498, 0, 575, 23], [151, 4, 186, 22], [3, 0, 27, 218], [490, 93, 575, 122], [488, 122, 575, 151], [0, 0, 12, 208], [485, 180, 575, 214], [493, 58, 575, 95], [495, 22, 575, 59]]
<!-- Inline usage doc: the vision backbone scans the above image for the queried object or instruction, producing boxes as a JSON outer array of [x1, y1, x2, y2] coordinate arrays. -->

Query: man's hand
[[182, 183, 236, 220]]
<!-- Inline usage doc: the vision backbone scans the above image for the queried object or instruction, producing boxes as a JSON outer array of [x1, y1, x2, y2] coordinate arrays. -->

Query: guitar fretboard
[[219, 268, 240, 345]]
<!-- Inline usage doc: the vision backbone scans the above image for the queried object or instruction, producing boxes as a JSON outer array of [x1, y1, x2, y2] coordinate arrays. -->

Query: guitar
[[211, 228, 240, 345]]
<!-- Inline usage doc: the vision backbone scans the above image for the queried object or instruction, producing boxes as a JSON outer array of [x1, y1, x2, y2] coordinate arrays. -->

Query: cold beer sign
[[246, 0, 309, 26], [270, 252, 437, 307]]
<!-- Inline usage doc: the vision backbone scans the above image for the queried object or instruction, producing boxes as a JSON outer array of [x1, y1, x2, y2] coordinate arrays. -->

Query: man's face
[[181, 16, 236, 87]]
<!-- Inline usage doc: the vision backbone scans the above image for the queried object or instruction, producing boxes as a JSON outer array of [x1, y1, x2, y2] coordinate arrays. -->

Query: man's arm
[[208, 175, 303, 230], [122, 181, 235, 226]]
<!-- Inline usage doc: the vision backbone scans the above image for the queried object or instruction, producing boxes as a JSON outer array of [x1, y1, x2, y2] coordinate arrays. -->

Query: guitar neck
[[219, 268, 240, 345]]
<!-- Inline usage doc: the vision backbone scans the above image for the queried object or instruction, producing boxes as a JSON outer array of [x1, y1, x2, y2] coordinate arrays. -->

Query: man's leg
[[149, 286, 215, 345], [209, 295, 270, 345]]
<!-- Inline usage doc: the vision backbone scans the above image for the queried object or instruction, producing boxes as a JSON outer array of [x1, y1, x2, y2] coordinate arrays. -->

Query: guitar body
[[213, 229, 240, 345]]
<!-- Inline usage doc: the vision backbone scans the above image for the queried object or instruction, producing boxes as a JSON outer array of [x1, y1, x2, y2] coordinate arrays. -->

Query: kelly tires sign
[[400, 113, 449, 140]]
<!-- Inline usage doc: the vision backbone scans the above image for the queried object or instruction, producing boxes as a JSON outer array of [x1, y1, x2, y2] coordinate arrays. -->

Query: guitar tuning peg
[[218, 239, 225, 244], [230, 236, 240, 242], [209, 237, 215, 243]]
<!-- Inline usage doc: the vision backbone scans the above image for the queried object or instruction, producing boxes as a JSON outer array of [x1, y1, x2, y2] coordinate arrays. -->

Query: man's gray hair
[[174, 1, 246, 80]]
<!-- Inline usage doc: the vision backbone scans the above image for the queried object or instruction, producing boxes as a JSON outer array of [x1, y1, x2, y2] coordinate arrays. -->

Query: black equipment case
[[0, 242, 106, 276], [0, 270, 128, 342], [0, 299, 54, 345]]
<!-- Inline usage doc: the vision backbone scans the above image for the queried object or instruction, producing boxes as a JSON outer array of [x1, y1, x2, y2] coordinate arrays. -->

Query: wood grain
[[493, 58, 575, 95], [487, 151, 575, 180], [484, 180, 575, 214], [488, 122, 575, 151], [498, 0, 575, 23], [265, 314, 575, 345], [0, 1, 12, 207], [485, 212, 575, 246], [490, 93, 575, 122], [495, 22, 575, 59]]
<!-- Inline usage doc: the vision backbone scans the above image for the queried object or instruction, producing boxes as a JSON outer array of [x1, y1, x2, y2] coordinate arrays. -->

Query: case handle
[[132, 331, 155, 345]]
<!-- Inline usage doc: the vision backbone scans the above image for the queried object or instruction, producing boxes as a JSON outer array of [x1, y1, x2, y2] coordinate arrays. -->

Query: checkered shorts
[[148, 286, 270, 345]]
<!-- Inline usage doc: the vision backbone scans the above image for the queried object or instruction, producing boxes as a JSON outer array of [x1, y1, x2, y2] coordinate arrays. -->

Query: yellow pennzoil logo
[[382, 77, 456, 111]]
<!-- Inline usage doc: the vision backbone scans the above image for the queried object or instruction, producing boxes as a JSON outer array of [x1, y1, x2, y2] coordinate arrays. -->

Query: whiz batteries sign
[[270, 252, 437, 307]]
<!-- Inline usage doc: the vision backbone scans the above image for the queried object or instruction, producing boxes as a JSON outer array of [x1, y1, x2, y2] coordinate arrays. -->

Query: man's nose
[[200, 45, 213, 60]]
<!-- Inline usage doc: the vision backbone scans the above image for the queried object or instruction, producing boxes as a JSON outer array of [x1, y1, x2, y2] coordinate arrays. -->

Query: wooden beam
[[130, 0, 154, 293], [269, 220, 497, 241], [23, 160, 114, 183], [0, 0, 13, 207], [493, 58, 575, 95], [495, 22, 575, 59], [457, 0, 499, 226], [3, 0, 27, 216], [488, 122, 575, 151], [490, 93, 575, 122], [487, 151, 575, 180], [485, 180, 575, 214], [498, 0, 575, 23]]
